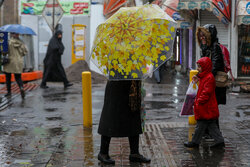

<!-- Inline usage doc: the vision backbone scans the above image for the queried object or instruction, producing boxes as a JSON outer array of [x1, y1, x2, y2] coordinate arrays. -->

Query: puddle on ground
[[243, 112, 250, 116], [145, 101, 175, 109], [83, 128, 94, 166], [44, 108, 58, 112], [48, 127, 63, 137], [152, 93, 168, 96], [235, 112, 240, 117], [46, 117, 62, 121], [10, 130, 27, 136], [189, 147, 225, 167], [49, 97, 67, 102], [236, 105, 250, 110]]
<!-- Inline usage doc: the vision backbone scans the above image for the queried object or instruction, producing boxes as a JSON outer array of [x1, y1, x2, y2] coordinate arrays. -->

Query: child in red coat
[[184, 57, 225, 148]]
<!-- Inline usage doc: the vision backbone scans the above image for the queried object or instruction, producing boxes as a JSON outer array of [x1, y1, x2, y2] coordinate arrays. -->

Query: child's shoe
[[184, 142, 199, 148], [210, 142, 225, 148]]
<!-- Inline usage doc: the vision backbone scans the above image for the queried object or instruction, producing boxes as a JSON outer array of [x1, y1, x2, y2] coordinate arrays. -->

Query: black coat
[[206, 43, 226, 105], [42, 31, 68, 83], [98, 81, 142, 137], [197, 24, 226, 105]]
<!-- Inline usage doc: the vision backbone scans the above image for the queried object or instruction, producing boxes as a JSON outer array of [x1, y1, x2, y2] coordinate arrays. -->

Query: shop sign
[[241, 65, 250, 75], [21, 0, 90, 15], [242, 16, 250, 24], [180, 22, 191, 29], [201, 2, 210, 10], [223, 0, 229, 6], [172, 12, 182, 21], [218, 1, 224, 11], [245, 57, 250, 63], [177, 2, 185, 10], [221, 16, 229, 24], [188, 2, 198, 9], [0, 31, 8, 53], [72, 24, 86, 63], [246, 2, 250, 14], [212, 7, 220, 17]]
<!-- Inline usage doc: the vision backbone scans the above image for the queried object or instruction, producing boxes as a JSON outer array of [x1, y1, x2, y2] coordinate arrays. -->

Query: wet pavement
[[0, 72, 249, 167]]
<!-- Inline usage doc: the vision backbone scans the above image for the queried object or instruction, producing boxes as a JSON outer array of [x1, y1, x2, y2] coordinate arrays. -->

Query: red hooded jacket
[[194, 57, 219, 120]]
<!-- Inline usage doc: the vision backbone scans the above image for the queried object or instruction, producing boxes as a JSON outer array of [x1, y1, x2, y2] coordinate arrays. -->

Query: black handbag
[[1, 54, 9, 65]]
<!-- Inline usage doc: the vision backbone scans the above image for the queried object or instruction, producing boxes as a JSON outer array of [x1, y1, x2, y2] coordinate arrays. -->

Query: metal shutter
[[200, 10, 229, 47]]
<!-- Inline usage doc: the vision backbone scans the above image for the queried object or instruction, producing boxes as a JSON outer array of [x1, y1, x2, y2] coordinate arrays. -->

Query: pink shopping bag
[[179, 81, 198, 116]]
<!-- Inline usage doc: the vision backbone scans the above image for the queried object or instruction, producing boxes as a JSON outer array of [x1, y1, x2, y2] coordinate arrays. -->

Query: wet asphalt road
[[0, 71, 249, 167]]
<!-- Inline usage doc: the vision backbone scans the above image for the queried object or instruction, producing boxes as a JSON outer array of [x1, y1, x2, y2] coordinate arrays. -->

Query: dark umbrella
[[0, 24, 36, 35]]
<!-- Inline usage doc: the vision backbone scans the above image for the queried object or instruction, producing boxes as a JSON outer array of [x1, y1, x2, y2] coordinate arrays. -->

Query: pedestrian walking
[[196, 24, 226, 105], [97, 80, 151, 164], [196, 24, 227, 132], [184, 57, 225, 148], [3, 33, 27, 98], [40, 24, 73, 89]]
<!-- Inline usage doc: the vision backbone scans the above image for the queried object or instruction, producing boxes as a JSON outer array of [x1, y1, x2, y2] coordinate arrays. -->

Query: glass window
[[238, 25, 250, 77]]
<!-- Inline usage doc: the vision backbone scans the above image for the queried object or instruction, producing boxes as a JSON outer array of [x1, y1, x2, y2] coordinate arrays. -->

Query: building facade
[[0, 0, 19, 26]]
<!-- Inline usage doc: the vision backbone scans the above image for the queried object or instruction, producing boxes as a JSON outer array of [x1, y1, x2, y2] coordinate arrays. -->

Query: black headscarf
[[203, 24, 218, 44], [43, 29, 64, 65], [51, 30, 64, 54]]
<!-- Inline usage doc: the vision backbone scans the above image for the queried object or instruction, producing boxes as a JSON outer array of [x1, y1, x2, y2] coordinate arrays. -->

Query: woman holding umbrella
[[3, 32, 27, 98], [98, 80, 151, 164], [92, 4, 177, 165], [0, 24, 37, 98]]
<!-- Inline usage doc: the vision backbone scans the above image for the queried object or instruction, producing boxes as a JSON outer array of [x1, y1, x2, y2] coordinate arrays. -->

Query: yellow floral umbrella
[[91, 4, 177, 80]]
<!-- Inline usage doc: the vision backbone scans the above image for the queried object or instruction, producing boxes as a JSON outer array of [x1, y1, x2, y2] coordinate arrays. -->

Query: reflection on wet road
[[0, 80, 249, 166]]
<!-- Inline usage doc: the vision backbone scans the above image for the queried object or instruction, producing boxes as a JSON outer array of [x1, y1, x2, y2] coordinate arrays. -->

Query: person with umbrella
[[0, 24, 36, 98], [98, 80, 151, 164], [3, 32, 27, 98], [40, 24, 73, 89], [92, 4, 177, 164]]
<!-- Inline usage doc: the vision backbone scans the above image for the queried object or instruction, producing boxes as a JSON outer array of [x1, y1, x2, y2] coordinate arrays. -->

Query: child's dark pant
[[192, 120, 224, 144]]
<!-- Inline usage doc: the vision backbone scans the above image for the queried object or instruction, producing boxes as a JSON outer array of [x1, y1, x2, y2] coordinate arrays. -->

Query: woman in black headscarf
[[195, 24, 227, 133], [196, 24, 226, 105], [40, 25, 72, 89]]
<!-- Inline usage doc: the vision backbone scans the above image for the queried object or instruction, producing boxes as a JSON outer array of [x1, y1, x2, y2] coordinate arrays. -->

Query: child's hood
[[197, 57, 212, 77]]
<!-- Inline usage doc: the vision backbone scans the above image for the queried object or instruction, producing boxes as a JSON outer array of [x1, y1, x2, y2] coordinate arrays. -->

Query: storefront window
[[238, 25, 250, 77]]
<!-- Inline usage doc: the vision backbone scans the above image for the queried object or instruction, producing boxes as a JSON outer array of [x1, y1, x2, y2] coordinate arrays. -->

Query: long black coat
[[42, 31, 68, 83], [98, 81, 142, 137], [196, 24, 226, 105]]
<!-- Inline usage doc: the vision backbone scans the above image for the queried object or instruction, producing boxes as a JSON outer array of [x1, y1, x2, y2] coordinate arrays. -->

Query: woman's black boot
[[98, 153, 115, 164]]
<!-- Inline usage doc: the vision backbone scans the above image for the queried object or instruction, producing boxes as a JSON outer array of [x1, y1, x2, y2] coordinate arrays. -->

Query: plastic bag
[[179, 81, 198, 116], [145, 64, 153, 78]]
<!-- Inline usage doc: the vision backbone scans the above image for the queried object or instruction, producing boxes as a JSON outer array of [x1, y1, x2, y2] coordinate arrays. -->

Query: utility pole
[[52, 0, 55, 34]]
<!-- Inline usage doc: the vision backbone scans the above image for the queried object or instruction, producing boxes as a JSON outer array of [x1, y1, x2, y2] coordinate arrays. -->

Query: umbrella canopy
[[0, 24, 36, 35], [91, 4, 177, 80]]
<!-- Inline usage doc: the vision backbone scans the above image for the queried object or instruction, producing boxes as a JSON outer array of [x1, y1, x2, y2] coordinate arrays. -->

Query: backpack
[[219, 44, 231, 73]]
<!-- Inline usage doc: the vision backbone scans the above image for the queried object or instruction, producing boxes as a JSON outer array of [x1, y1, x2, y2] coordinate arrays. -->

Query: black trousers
[[192, 120, 224, 144], [5, 73, 23, 93], [100, 135, 139, 155]]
